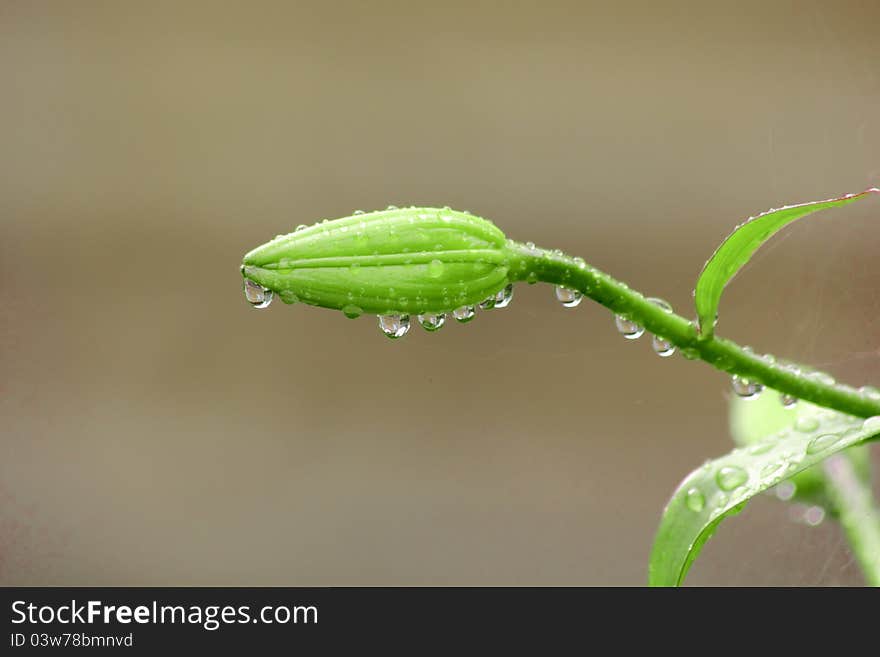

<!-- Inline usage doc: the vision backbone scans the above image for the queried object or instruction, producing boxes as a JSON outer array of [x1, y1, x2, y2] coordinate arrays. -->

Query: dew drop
[[805, 433, 841, 454], [651, 335, 675, 358], [780, 393, 798, 408], [748, 442, 775, 456], [278, 289, 299, 305], [716, 465, 748, 491], [760, 461, 786, 479], [243, 279, 273, 308], [417, 313, 446, 332], [526, 272, 539, 284], [492, 284, 514, 309], [731, 375, 763, 399], [809, 371, 836, 385], [775, 481, 796, 501], [794, 416, 820, 433], [377, 314, 410, 339], [385, 205, 399, 211], [554, 286, 582, 307], [863, 416, 880, 434], [295, 224, 309, 232], [860, 385, 880, 401], [685, 488, 705, 512], [614, 315, 644, 340], [452, 306, 476, 323], [647, 297, 673, 313], [342, 304, 362, 319], [353, 209, 365, 215], [425, 258, 446, 279], [803, 505, 825, 527]]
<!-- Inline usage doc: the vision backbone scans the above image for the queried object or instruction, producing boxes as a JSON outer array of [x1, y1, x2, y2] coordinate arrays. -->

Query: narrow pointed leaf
[[648, 410, 880, 586], [694, 189, 878, 336]]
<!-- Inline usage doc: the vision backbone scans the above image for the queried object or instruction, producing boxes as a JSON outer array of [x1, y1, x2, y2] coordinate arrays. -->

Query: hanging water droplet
[[342, 304, 363, 319], [614, 315, 644, 340], [775, 481, 796, 501], [780, 393, 798, 408], [805, 433, 841, 454], [418, 313, 446, 332], [716, 465, 748, 491], [651, 335, 675, 358], [295, 224, 309, 232], [685, 488, 705, 512], [794, 416, 820, 433], [863, 416, 880, 434], [554, 286, 582, 307], [803, 505, 825, 527], [427, 259, 445, 279], [243, 279, 273, 308], [452, 306, 476, 323], [731, 375, 763, 399], [493, 284, 514, 309], [377, 314, 410, 339]]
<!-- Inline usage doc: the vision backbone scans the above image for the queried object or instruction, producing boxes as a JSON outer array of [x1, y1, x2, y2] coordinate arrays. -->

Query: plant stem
[[505, 241, 880, 419], [822, 455, 880, 586]]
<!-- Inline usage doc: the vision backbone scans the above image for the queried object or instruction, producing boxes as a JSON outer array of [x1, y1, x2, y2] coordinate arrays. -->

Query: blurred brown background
[[2, 1, 879, 586]]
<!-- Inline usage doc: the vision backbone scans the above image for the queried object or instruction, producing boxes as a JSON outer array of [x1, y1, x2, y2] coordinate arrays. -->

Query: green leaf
[[648, 410, 880, 586], [694, 188, 878, 336]]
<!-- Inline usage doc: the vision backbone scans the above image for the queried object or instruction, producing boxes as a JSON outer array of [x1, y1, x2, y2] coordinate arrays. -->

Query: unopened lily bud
[[241, 207, 512, 318]]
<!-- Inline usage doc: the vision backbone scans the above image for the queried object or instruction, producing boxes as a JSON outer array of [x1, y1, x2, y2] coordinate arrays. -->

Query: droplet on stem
[[417, 313, 446, 332], [614, 315, 644, 340], [378, 314, 410, 339], [554, 286, 582, 307], [452, 306, 476, 323], [731, 375, 762, 399]]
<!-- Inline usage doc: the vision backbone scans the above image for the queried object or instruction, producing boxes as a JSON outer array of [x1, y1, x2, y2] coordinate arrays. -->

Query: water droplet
[[426, 259, 445, 279], [377, 314, 410, 339], [860, 385, 880, 401], [647, 297, 673, 313], [526, 272, 538, 284], [760, 461, 786, 479], [780, 393, 798, 408], [805, 433, 841, 454], [243, 279, 273, 308], [353, 209, 365, 215], [685, 488, 705, 512], [731, 375, 763, 399], [278, 290, 299, 305], [748, 442, 775, 455], [614, 315, 644, 340], [295, 224, 308, 232], [775, 481, 796, 501], [418, 313, 446, 332], [680, 347, 700, 360], [385, 205, 399, 211], [863, 416, 880, 434], [342, 304, 362, 319], [794, 416, 820, 433], [651, 335, 675, 358], [716, 465, 748, 491], [492, 284, 514, 309], [452, 306, 476, 323], [554, 286, 582, 307], [803, 505, 825, 527]]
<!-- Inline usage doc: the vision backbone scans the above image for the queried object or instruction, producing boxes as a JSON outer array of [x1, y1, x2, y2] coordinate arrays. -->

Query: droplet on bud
[[244, 279, 273, 309], [378, 314, 410, 339], [418, 313, 446, 332], [651, 335, 675, 357], [732, 375, 763, 399], [614, 315, 644, 340], [780, 392, 798, 408], [452, 306, 476, 323], [554, 286, 582, 307]]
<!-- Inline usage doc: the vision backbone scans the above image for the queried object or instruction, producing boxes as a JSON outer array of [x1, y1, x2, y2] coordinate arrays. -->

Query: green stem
[[822, 456, 880, 586], [505, 240, 880, 419]]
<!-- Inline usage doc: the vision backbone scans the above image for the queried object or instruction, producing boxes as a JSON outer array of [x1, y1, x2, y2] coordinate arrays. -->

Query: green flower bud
[[241, 207, 512, 316]]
